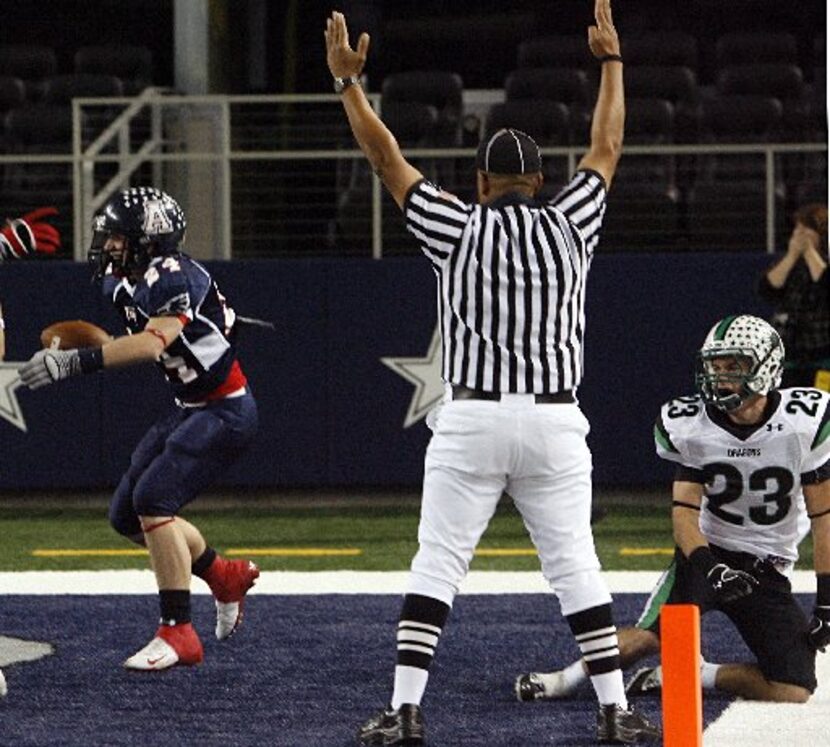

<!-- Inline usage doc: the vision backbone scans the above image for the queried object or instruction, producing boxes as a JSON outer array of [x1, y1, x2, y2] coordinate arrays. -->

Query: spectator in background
[[0, 207, 62, 360], [758, 203, 829, 389]]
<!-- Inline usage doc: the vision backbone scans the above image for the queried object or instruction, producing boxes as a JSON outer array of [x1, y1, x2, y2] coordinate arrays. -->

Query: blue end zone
[[1, 593, 794, 746]]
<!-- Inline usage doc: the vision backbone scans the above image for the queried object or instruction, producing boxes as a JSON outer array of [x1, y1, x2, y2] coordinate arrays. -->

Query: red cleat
[[123, 622, 204, 671], [204, 557, 260, 640]]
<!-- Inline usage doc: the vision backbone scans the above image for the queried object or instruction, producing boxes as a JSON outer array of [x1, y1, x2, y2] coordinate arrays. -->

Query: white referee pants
[[407, 394, 612, 616]]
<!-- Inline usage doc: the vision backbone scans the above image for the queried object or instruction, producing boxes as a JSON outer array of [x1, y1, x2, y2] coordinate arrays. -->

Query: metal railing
[[0, 91, 823, 260]]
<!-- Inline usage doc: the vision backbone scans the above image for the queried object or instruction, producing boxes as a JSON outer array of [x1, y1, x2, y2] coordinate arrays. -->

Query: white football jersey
[[655, 388, 830, 571]]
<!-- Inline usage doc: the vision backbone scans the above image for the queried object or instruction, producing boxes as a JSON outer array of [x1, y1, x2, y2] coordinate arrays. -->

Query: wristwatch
[[333, 75, 360, 94]]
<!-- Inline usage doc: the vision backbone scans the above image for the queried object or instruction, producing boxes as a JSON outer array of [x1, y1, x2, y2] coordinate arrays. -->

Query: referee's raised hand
[[588, 0, 620, 58], [324, 10, 370, 79]]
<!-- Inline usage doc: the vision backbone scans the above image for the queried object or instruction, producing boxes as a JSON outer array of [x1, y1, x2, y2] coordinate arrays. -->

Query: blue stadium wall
[[0, 253, 774, 490]]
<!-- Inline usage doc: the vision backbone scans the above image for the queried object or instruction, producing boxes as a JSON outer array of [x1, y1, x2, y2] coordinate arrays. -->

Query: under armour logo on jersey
[[766, 423, 784, 431], [143, 199, 175, 235]]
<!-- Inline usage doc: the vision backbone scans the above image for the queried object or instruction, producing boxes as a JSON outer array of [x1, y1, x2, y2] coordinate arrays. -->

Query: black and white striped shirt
[[404, 170, 607, 393]]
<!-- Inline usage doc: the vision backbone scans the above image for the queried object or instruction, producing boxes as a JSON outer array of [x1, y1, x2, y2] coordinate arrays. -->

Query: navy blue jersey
[[103, 253, 245, 402]]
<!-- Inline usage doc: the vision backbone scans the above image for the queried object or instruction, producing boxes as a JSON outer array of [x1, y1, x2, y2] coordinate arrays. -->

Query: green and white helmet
[[696, 314, 785, 411]]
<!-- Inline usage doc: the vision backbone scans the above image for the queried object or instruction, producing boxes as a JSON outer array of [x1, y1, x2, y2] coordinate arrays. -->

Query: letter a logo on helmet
[[143, 199, 175, 236]]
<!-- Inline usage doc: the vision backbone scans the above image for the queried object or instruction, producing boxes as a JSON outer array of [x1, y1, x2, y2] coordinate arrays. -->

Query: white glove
[[19, 348, 81, 390]]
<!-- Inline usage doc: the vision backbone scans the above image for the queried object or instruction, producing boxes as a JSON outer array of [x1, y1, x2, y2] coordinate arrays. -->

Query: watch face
[[334, 78, 345, 93]]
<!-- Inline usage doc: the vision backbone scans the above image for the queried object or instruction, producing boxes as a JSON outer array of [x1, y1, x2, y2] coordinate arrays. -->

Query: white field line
[[0, 569, 820, 595]]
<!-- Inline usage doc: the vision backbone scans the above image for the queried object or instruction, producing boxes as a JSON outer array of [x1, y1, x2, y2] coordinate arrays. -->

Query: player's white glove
[[706, 563, 759, 604], [19, 348, 81, 389]]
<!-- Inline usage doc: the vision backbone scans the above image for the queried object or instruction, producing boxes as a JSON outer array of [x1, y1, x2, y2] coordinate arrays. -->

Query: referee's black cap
[[476, 128, 542, 175]]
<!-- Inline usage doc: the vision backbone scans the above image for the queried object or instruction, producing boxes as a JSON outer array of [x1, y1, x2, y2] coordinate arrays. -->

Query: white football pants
[[408, 394, 612, 616]]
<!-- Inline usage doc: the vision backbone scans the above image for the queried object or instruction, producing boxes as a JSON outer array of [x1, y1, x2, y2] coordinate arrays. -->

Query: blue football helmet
[[89, 187, 186, 279]]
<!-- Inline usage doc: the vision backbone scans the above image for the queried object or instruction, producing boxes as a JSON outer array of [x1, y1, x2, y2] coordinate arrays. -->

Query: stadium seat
[[716, 63, 807, 142], [42, 73, 124, 105], [331, 186, 420, 256], [614, 98, 677, 192], [383, 102, 439, 147], [621, 33, 698, 68], [380, 71, 463, 146], [516, 36, 593, 70], [74, 45, 153, 95], [600, 181, 680, 252], [3, 104, 76, 253], [624, 65, 701, 143], [687, 180, 785, 251], [714, 33, 798, 67], [0, 45, 57, 100], [504, 67, 591, 107], [625, 66, 698, 106], [696, 94, 785, 193], [0, 76, 25, 114], [377, 14, 536, 88], [483, 100, 570, 145]]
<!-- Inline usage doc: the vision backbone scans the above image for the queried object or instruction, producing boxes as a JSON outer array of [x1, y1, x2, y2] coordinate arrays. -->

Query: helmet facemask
[[695, 315, 785, 412], [696, 351, 758, 412]]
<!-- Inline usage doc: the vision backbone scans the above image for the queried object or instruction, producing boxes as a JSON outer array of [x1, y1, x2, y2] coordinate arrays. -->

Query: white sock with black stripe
[[567, 604, 627, 709], [390, 594, 450, 709]]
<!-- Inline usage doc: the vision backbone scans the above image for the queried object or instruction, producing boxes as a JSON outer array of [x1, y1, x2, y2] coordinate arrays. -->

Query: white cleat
[[123, 636, 180, 671], [0, 667, 6, 697], [515, 670, 570, 701], [215, 600, 243, 641], [122, 623, 203, 671]]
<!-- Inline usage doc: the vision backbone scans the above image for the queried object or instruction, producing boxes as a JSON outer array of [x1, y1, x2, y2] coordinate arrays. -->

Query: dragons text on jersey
[[403, 170, 607, 394]]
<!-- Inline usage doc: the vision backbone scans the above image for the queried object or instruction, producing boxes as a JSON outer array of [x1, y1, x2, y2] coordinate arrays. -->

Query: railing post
[[72, 100, 84, 262], [765, 148, 776, 254], [220, 99, 232, 259]]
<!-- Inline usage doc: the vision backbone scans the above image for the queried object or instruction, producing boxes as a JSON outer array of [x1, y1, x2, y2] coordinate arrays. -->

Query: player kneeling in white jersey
[[516, 314, 830, 703]]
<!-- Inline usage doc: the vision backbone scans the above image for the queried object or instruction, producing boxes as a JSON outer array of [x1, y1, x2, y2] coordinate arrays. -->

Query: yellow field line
[[33, 547, 364, 558], [474, 548, 537, 556], [620, 547, 674, 556], [226, 548, 362, 557], [33, 549, 149, 557]]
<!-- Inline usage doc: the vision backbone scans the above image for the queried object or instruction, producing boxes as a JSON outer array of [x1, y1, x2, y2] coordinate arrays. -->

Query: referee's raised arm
[[324, 11, 423, 209], [578, 0, 625, 190]]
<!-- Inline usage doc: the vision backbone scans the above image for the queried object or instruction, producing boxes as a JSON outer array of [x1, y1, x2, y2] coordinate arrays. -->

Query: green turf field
[[0, 499, 816, 573]]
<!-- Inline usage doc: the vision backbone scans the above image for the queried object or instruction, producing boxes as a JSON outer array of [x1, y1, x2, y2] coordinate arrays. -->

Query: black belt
[[451, 385, 574, 404]]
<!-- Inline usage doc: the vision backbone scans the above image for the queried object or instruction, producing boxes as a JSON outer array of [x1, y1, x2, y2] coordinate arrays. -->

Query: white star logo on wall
[[0, 363, 26, 432], [381, 325, 444, 428]]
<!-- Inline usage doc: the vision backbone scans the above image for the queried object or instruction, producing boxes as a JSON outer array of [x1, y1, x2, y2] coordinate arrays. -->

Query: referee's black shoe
[[357, 703, 424, 745], [597, 704, 661, 744]]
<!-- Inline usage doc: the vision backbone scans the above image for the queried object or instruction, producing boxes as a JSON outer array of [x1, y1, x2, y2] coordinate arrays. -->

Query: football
[[40, 320, 111, 350]]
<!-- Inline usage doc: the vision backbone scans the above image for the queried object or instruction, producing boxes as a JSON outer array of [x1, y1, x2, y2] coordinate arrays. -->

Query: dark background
[[0, 0, 825, 93]]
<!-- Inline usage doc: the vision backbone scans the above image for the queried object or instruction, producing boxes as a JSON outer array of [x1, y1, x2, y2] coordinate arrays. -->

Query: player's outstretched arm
[[325, 10, 422, 209], [577, 0, 624, 189], [19, 316, 183, 390], [805, 480, 830, 651]]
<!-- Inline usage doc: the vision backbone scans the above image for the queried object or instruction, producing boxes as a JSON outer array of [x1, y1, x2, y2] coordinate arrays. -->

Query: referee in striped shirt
[[327, 2, 659, 744]]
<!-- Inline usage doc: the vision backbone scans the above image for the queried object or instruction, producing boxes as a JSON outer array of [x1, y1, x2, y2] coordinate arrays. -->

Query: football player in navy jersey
[[20, 188, 260, 670], [515, 315, 830, 705]]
